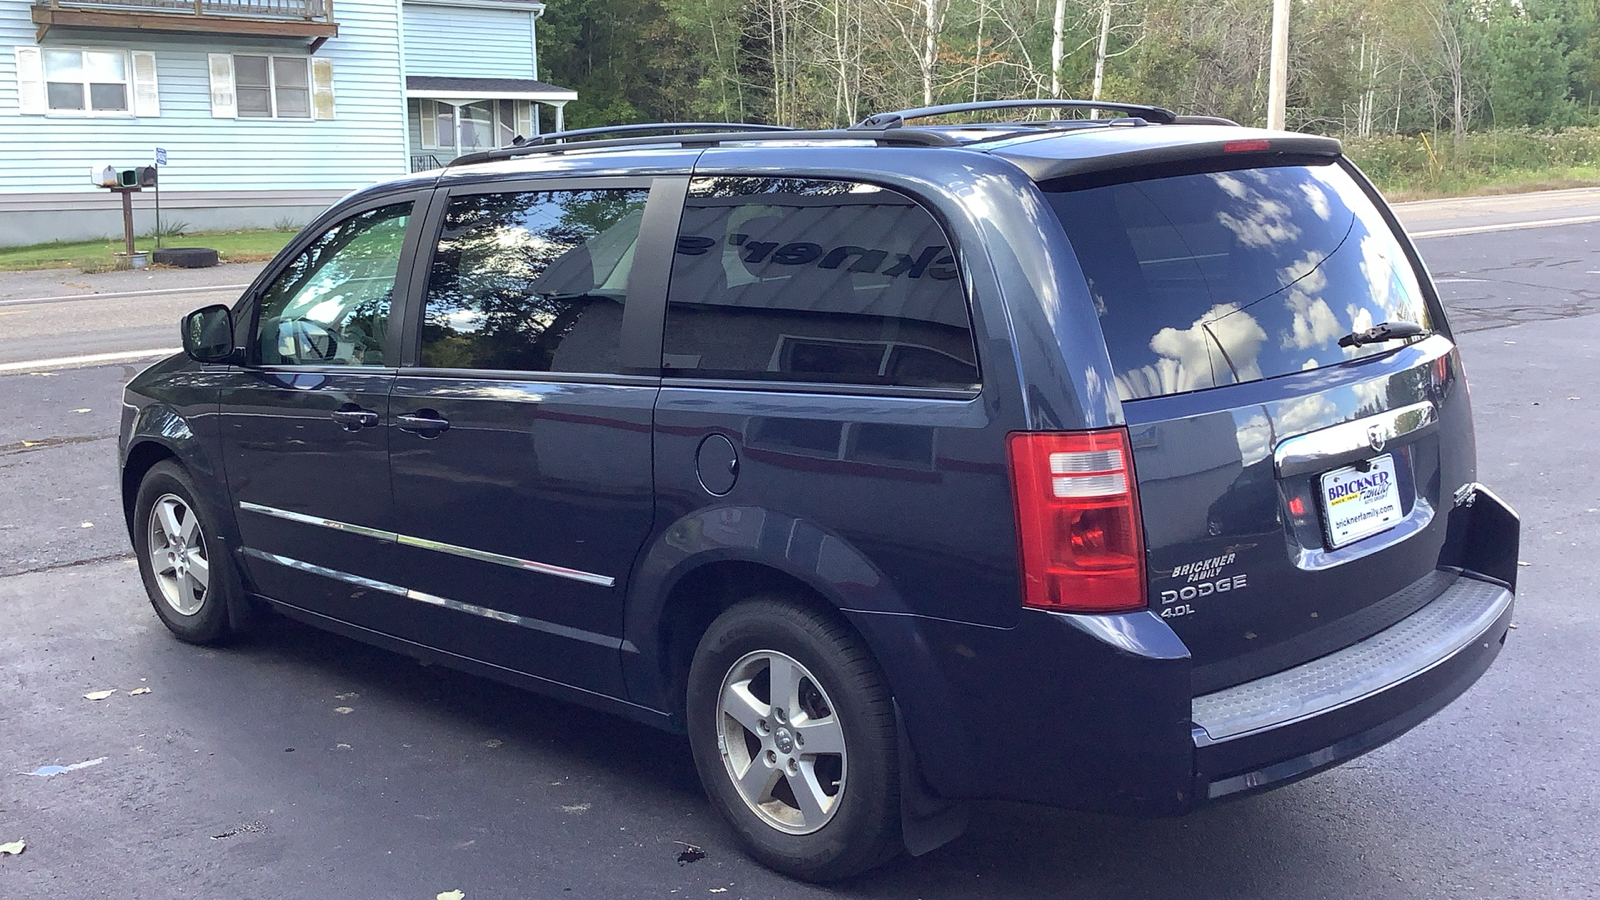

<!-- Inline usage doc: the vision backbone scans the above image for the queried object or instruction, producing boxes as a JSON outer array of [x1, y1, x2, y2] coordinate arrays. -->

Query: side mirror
[[181, 304, 236, 364]]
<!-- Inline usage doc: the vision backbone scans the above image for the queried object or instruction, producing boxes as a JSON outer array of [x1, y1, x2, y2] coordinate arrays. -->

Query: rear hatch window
[[1042, 163, 1432, 400]]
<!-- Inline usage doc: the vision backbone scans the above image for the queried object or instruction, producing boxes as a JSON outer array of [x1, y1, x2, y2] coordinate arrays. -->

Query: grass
[[0, 226, 300, 272], [1344, 126, 1600, 201]]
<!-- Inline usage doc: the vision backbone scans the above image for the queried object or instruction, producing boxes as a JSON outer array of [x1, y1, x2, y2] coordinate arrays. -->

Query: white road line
[[0, 283, 250, 308], [0, 348, 180, 373], [1410, 214, 1600, 239]]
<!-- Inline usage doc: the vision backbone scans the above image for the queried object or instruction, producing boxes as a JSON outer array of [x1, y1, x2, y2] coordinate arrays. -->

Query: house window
[[419, 99, 527, 153], [419, 100, 455, 150], [459, 102, 494, 152], [43, 49, 128, 113], [236, 55, 310, 119]]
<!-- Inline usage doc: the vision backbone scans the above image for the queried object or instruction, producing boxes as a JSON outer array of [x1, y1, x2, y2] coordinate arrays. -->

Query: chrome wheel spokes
[[147, 493, 208, 616], [716, 650, 847, 834]]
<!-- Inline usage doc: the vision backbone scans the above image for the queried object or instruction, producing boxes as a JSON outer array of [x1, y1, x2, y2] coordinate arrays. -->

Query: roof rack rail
[[448, 122, 792, 167], [852, 99, 1179, 129], [448, 125, 961, 167], [1172, 114, 1241, 126], [518, 122, 795, 146]]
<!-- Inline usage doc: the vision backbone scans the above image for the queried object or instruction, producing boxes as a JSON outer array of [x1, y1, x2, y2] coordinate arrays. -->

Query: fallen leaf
[[79, 522, 94, 528], [437, 891, 466, 900], [83, 689, 116, 701], [71, 408, 91, 413], [1508, 623, 1518, 629], [20, 441, 37, 447], [128, 687, 151, 696], [0, 840, 23, 856], [333, 707, 353, 715], [1517, 561, 1531, 567]]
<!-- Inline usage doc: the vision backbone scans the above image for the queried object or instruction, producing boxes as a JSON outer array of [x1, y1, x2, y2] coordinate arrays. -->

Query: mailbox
[[93, 165, 158, 188]]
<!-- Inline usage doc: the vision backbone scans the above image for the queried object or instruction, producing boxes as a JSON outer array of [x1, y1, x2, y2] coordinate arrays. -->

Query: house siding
[[0, 0, 556, 244], [403, 4, 536, 80], [0, 0, 411, 241]]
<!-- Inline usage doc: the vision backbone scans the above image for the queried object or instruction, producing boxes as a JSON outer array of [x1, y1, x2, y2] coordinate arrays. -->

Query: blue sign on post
[[155, 147, 167, 165]]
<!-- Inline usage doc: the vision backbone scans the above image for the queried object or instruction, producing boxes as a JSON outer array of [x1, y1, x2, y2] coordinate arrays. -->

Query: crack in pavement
[[0, 434, 116, 457], [2, 552, 134, 579]]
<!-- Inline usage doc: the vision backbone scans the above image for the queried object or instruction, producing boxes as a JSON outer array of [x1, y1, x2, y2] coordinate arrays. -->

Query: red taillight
[[1223, 139, 1272, 153], [1007, 429, 1147, 613]]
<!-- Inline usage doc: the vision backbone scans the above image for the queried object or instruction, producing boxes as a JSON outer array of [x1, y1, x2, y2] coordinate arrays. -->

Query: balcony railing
[[39, 0, 332, 20], [32, 0, 338, 46]]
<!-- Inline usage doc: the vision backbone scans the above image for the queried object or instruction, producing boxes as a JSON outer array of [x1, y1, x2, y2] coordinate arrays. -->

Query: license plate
[[1320, 454, 1402, 548]]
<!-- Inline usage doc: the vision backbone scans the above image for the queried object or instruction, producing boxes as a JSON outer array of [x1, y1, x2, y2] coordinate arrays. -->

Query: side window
[[663, 177, 979, 390], [419, 188, 649, 373], [255, 202, 412, 366]]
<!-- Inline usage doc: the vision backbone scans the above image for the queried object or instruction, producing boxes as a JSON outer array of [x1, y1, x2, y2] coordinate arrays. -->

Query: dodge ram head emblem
[[1367, 423, 1387, 453]]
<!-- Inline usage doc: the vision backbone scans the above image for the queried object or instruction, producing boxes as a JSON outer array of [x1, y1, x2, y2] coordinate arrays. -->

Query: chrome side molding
[[238, 501, 616, 588], [1274, 400, 1438, 478], [240, 548, 626, 649]]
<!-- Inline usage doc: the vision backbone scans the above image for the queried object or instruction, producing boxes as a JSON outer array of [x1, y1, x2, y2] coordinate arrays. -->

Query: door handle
[[330, 407, 379, 431], [397, 412, 450, 437]]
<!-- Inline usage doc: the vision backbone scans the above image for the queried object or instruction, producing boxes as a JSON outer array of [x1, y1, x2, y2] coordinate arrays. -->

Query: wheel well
[[121, 441, 178, 530], [656, 561, 858, 720]]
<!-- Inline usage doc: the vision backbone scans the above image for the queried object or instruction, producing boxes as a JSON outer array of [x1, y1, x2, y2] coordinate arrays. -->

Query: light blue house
[[0, 0, 575, 245]]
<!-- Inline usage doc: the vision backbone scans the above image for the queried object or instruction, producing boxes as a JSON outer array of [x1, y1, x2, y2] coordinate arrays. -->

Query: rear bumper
[[1191, 573, 1512, 800], [849, 532, 1515, 816]]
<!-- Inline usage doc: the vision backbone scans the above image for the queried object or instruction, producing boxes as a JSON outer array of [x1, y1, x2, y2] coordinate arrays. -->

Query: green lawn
[[0, 227, 300, 272]]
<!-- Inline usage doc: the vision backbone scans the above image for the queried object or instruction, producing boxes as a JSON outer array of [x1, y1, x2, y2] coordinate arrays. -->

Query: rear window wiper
[[1337, 320, 1431, 348]]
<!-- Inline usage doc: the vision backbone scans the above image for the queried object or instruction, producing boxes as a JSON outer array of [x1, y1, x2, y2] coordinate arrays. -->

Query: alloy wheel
[[146, 493, 210, 617], [715, 649, 848, 834]]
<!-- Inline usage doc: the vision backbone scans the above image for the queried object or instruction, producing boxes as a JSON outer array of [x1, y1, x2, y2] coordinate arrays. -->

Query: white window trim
[[235, 53, 312, 120], [34, 47, 144, 118]]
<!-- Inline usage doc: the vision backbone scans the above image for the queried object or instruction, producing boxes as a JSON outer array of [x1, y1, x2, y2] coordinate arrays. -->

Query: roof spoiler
[[1001, 133, 1344, 185]]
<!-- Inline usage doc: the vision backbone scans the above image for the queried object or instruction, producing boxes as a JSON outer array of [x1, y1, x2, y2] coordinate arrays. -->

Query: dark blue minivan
[[120, 102, 1519, 882]]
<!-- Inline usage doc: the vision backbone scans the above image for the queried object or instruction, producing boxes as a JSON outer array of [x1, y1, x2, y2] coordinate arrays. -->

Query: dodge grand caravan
[[120, 100, 1520, 882]]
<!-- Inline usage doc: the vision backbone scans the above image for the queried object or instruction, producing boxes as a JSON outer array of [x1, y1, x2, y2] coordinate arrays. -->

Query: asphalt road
[[0, 199, 1596, 899]]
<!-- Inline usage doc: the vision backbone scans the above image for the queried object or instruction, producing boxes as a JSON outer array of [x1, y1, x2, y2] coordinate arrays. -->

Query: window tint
[[1043, 164, 1432, 401], [255, 202, 411, 366], [420, 188, 649, 373], [663, 177, 979, 390]]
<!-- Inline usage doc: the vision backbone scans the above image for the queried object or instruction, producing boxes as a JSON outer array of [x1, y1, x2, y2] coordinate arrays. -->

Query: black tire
[[687, 597, 902, 882], [132, 461, 247, 644], [151, 247, 219, 268]]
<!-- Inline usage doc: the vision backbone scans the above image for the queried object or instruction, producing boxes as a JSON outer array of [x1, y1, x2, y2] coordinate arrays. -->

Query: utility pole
[[1267, 0, 1290, 130]]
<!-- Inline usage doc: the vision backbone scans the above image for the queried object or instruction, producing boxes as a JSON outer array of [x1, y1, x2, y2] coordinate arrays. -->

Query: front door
[[386, 180, 662, 696], [220, 196, 424, 625]]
